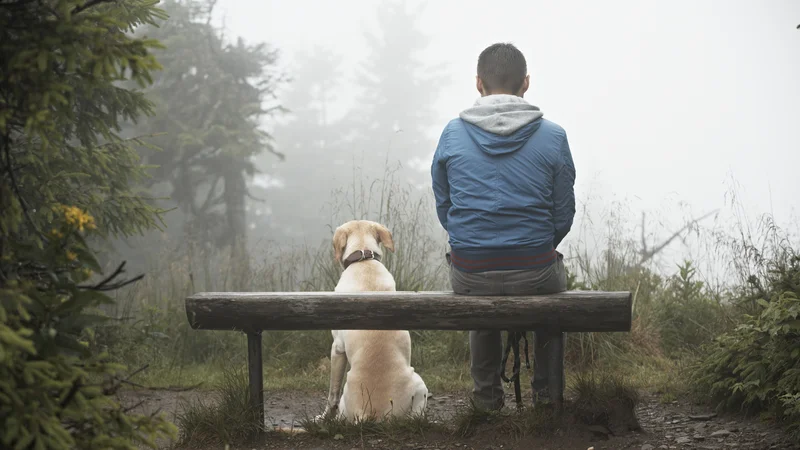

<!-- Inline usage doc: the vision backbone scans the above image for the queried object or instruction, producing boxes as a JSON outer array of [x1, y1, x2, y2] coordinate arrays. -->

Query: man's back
[[431, 94, 576, 273], [433, 42, 576, 411]]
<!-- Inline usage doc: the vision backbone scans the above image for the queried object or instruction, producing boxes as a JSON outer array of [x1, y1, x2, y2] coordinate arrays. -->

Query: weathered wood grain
[[185, 291, 632, 333]]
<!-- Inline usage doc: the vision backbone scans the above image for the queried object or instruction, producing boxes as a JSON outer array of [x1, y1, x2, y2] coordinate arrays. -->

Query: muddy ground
[[119, 388, 799, 450]]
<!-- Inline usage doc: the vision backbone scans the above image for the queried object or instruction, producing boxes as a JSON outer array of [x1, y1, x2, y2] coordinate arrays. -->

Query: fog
[[144, 0, 800, 280]]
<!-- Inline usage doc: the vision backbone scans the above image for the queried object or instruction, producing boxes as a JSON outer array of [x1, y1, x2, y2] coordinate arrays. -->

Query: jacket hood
[[459, 94, 543, 155]]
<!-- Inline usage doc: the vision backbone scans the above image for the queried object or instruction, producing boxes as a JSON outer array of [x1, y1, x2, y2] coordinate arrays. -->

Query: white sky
[[212, 0, 800, 273]]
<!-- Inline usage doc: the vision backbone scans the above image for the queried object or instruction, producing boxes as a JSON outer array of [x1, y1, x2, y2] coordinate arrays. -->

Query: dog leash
[[500, 330, 530, 408]]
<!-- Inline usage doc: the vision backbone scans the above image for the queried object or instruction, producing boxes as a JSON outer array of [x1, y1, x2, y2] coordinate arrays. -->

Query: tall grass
[[97, 167, 797, 412], [310, 161, 450, 292]]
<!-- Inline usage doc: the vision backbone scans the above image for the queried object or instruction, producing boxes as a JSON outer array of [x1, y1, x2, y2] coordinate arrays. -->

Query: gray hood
[[459, 94, 544, 136]]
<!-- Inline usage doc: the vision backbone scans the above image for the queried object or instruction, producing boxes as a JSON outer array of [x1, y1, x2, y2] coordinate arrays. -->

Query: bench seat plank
[[185, 290, 632, 333]]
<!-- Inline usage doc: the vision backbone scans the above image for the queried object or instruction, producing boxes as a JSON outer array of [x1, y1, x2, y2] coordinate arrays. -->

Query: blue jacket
[[431, 95, 576, 273]]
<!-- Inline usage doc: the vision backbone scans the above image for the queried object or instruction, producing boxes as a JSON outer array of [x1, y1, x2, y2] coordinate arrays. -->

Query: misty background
[[116, 0, 800, 286], [7, 1, 800, 444]]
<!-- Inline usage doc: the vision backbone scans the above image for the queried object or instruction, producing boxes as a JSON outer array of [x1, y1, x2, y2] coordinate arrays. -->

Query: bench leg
[[546, 332, 565, 410], [247, 331, 264, 429]]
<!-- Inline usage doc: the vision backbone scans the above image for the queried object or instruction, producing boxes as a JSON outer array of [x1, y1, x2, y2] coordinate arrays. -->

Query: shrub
[[1, 0, 178, 447], [692, 254, 800, 438], [1, 208, 177, 449], [653, 261, 728, 356]]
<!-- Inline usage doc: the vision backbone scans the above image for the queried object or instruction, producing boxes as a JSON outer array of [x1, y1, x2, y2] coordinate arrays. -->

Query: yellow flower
[[60, 205, 97, 232], [66, 250, 77, 261], [49, 228, 64, 239]]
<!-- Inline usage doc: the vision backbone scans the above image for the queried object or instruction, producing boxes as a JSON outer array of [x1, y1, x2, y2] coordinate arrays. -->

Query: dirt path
[[119, 389, 799, 450]]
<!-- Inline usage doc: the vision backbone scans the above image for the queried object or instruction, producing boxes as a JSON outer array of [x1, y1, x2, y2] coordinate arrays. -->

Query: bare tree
[[637, 210, 719, 267]]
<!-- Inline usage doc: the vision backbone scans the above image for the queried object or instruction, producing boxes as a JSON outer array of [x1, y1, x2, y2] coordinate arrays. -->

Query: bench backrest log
[[185, 290, 632, 333]]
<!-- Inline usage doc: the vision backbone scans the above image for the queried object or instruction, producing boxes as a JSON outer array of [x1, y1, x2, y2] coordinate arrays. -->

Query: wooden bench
[[185, 290, 632, 427]]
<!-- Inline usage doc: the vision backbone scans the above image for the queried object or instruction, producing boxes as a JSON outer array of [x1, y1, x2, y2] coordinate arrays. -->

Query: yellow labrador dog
[[317, 220, 428, 422]]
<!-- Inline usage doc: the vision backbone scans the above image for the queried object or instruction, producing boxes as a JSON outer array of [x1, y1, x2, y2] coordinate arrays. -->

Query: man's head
[[476, 43, 529, 97]]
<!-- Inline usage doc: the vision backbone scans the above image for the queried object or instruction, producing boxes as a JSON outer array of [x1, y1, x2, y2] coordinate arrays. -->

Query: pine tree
[[1, 0, 177, 447], [263, 46, 346, 243], [349, 0, 447, 185], [128, 0, 285, 281]]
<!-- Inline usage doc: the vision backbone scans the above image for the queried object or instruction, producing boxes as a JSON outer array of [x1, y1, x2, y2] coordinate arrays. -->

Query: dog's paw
[[314, 408, 329, 422], [314, 405, 337, 423]]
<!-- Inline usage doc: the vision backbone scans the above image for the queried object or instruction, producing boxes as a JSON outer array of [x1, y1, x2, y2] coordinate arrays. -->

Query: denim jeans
[[448, 252, 568, 409]]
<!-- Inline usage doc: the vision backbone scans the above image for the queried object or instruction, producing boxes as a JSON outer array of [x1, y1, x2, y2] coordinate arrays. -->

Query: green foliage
[[1, 0, 167, 239], [692, 254, 800, 438], [653, 261, 728, 355], [0, 241, 176, 449], [1, 0, 177, 447]]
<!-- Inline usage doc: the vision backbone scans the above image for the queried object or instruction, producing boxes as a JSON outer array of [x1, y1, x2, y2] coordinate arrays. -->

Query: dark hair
[[477, 43, 527, 94]]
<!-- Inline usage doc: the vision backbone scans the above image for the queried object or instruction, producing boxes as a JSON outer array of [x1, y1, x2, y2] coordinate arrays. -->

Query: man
[[430, 43, 576, 410]]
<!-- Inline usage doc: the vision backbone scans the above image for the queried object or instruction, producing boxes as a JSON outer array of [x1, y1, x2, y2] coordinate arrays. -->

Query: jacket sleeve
[[431, 127, 451, 231], [553, 133, 576, 248]]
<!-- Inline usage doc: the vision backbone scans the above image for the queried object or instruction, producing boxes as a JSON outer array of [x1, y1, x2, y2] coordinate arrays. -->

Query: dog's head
[[332, 220, 395, 265]]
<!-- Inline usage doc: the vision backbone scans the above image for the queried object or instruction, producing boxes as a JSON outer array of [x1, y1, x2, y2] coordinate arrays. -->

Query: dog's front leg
[[317, 331, 348, 421], [327, 341, 348, 413]]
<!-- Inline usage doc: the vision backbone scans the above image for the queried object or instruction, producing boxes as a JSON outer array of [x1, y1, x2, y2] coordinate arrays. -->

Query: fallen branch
[[120, 379, 203, 392], [122, 400, 146, 414], [104, 364, 150, 396], [142, 382, 204, 392]]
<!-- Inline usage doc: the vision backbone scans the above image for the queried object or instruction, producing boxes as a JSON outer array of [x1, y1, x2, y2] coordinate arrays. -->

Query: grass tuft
[[453, 399, 562, 439], [569, 371, 642, 435], [174, 365, 263, 448], [453, 371, 640, 439]]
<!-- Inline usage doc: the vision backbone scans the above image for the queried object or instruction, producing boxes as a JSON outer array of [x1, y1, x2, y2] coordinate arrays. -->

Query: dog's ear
[[332, 225, 348, 263], [374, 224, 395, 253]]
